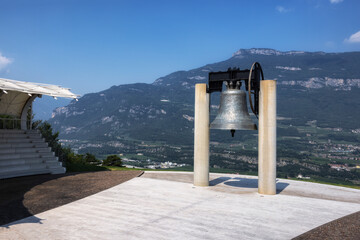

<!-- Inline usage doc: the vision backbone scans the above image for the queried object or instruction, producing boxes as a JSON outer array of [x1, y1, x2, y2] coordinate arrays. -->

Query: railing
[[0, 117, 32, 130]]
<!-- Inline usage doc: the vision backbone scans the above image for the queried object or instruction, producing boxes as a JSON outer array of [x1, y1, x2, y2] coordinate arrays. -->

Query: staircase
[[0, 129, 66, 179]]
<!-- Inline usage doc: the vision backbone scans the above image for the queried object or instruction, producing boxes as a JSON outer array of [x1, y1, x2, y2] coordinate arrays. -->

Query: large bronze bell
[[210, 86, 257, 137]]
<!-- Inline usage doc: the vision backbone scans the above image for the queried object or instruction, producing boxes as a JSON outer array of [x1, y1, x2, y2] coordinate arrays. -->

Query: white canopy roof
[[0, 78, 79, 99]]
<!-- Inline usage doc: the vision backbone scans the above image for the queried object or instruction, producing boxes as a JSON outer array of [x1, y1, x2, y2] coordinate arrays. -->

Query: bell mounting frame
[[207, 62, 264, 118]]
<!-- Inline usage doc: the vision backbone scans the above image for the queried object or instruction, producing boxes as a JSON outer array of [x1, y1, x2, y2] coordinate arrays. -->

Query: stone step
[[0, 162, 49, 173], [0, 157, 60, 167], [0, 142, 49, 149], [0, 133, 42, 139], [0, 129, 39, 133], [0, 160, 64, 174], [0, 129, 66, 178], [0, 129, 26, 134], [46, 161, 64, 168], [0, 152, 54, 160], [0, 147, 51, 154], [0, 168, 51, 179], [49, 166, 66, 174], [0, 157, 46, 167], [0, 138, 45, 144]]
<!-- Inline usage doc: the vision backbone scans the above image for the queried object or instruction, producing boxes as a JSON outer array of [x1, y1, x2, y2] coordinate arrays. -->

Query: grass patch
[[289, 177, 360, 190], [106, 166, 194, 172], [160, 166, 193, 171], [103, 166, 147, 171]]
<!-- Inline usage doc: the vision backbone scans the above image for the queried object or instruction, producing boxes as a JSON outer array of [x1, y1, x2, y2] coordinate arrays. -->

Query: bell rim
[[210, 123, 257, 131]]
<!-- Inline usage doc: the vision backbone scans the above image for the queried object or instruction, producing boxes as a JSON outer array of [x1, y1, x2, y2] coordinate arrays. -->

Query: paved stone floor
[[1, 172, 360, 240]]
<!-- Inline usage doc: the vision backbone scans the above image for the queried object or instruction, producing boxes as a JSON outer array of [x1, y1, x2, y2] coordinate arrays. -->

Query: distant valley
[[45, 48, 360, 186]]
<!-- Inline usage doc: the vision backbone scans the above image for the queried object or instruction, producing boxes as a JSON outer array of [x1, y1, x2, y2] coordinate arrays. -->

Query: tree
[[35, 121, 60, 148], [84, 153, 101, 165], [102, 155, 122, 167], [32, 120, 107, 172]]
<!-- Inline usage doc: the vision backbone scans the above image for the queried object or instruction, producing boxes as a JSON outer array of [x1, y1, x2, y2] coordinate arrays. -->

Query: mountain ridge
[[44, 48, 360, 184], [47, 49, 360, 173], [50, 48, 360, 138]]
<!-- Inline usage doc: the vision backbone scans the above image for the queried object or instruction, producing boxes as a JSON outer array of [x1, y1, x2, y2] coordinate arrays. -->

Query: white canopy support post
[[20, 94, 38, 130], [258, 80, 277, 195], [194, 83, 210, 186]]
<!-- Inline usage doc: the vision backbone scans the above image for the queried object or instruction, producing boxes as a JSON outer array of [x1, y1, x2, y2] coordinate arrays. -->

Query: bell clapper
[[228, 143, 232, 159], [231, 129, 235, 137]]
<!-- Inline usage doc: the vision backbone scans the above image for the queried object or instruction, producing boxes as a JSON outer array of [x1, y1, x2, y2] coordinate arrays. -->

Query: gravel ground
[[293, 211, 360, 240], [0, 171, 143, 226]]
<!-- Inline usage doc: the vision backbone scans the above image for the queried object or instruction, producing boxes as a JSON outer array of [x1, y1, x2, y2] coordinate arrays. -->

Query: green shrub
[[84, 153, 101, 165], [102, 155, 122, 167], [34, 120, 105, 172], [66, 162, 107, 172]]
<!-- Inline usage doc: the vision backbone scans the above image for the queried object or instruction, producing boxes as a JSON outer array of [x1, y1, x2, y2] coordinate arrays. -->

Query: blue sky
[[0, 0, 359, 95]]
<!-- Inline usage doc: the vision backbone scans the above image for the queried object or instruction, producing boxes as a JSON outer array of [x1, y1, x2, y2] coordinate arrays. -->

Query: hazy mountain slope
[[50, 48, 360, 143], [47, 48, 360, 185], [33, 96, 71, 120]]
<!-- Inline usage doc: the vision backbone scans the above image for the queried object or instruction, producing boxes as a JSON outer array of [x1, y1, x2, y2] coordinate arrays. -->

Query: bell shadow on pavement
[[224, 178, 258, 188], [276, 182, 289, 194], [210, 177, 289, 193], [209, 177, 232, 186]]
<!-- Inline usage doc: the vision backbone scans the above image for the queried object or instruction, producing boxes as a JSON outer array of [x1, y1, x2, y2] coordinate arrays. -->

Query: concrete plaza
[[1, 171, 359, 239]]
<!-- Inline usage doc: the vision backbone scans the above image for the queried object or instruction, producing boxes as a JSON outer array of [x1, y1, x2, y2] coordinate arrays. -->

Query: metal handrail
[[0, 117, 32, 130]]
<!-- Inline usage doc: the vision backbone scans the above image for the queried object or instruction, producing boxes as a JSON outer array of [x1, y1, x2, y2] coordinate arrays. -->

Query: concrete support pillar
[[258, 80, 277, 195], [194, 84, 210, 186], [21, 95, 37, 130]]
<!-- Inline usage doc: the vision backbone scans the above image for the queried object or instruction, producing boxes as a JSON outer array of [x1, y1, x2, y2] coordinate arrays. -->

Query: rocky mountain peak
[[232, 48, 306, 57]]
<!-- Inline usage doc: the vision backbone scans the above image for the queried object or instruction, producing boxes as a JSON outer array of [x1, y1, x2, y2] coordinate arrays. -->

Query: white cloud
[[344, 30, 360, 43], [276, 6, 290, 13], [330, 0, 344, 4], [0, 52, 12, 71], [276, 66, 302, 71]]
